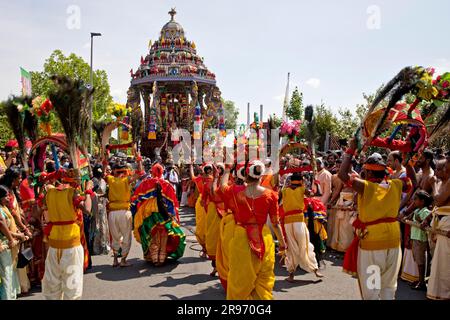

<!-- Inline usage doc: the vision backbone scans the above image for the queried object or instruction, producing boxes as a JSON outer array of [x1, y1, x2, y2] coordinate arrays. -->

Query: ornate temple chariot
[[128, 8, 224, 160]]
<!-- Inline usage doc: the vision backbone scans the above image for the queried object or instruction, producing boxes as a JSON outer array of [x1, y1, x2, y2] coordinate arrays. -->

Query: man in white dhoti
[[280, 173, 323, 282], [41, 171, 86, 300], [424, 159, 450, 300]]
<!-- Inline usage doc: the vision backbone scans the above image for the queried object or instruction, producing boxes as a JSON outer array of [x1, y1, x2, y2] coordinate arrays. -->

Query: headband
[[363, 163, 386, 171], [246, 160, 265, 179], [236, 162, 246, 180], [202, 163, 213, 173]]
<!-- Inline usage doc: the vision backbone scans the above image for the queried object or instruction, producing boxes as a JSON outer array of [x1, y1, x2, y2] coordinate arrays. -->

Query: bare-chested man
[[422, 158, 450, 300]]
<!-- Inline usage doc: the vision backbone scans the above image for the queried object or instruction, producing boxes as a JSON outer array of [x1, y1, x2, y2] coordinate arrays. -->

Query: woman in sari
[[0, 168, 31, 294], [219, 161, 286, 300], [0, 186, 26, 300], [131, 164, 185, 266]]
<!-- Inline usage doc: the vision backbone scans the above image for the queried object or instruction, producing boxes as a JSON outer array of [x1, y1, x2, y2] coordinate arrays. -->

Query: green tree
[[0, 114, 14, 148], [286, 87, 303, 120], [336, 108, 359, 139], [222, 99, 239, 130], [30, 49, 113, 121], [314, 103, 339, 150]]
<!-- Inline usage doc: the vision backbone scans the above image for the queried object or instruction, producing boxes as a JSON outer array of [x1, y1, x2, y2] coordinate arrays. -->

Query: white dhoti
[[42, 245, 84, 300], [284, 221, 318, 274], [427, 209, 450, 300], [400, 248, 419, 283], [108, 210, 132, 256], [180, 192, 188, 207], [330, 192, 356, 252], [17, 267, 30, 293], [326, 208, 335, 247], [357, 246, 402, 300]]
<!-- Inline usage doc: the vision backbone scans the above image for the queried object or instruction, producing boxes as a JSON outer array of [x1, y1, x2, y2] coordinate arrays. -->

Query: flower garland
[[280, 120, 302, 138], [31, 96, 54, 135], [107, 102, 131, 120]]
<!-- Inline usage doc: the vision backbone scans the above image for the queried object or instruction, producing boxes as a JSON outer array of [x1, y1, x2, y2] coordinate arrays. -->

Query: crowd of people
[[0, 138, 449, 300]]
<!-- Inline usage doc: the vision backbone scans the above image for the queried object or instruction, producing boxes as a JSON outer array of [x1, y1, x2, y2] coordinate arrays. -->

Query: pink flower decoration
[[442, 81, 449, 88]]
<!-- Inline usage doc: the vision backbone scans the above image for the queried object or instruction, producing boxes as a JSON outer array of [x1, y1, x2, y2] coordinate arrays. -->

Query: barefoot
[[314, 270, 324, 278], [285, 274, 295, 283], [112, 259, 119, 268], [120, 259, 132, 268]]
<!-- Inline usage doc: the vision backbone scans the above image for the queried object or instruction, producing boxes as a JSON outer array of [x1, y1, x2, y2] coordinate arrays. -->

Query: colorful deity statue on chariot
[[127, 8, 225, 162]]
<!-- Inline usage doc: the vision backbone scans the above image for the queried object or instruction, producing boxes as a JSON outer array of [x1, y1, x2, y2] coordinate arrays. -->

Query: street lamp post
[[89, 32, 102, 156]]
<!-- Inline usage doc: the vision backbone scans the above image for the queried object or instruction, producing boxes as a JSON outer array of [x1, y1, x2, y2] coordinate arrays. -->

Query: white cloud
[[305, 78, 321, 89]]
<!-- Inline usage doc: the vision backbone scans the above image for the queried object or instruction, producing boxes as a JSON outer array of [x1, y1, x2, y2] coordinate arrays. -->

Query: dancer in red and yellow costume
[[220, 160, 286, 300], [339, 138, 413, 300], [205, 163, 226, 276], [41, 169, 87, 300], [131, 164, 185, 266], [214, 162, 245, 291], [190, 163, 214, 258]]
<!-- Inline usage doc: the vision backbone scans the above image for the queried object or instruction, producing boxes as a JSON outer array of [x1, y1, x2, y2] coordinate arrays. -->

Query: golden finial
[[169, 8, 177, 21]]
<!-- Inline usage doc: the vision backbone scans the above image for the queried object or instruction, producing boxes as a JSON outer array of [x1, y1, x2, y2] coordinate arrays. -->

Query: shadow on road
[[150, 273, 217, 288], [93, 258, 180, 282], [161, 283, 225, 300], [274, 278, 323, 293], [178, 255, 207, 265]]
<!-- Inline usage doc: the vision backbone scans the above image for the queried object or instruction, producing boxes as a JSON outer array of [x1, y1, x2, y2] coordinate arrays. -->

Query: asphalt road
[[22, 207, 426, 300]]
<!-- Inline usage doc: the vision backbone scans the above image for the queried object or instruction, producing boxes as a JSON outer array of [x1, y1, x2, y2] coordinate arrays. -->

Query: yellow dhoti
[[206, 203, 222, 260], [216, 213, 235, 288], [227, 225, 275, 300], [195, 195, 207, 249]]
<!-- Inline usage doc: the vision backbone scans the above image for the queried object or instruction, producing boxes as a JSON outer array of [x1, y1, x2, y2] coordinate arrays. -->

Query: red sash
[[343, 217, 398, 275]]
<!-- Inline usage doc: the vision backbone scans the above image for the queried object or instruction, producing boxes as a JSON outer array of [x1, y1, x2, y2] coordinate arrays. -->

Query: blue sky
[[1, 0, 449, 124]]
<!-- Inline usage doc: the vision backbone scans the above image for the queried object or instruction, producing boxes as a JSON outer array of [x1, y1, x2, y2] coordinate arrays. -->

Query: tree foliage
[[30, 49, 113, 121], [223, 99, 239, 130], [0, 114, 14, 148], [286, 87, 303, 120]]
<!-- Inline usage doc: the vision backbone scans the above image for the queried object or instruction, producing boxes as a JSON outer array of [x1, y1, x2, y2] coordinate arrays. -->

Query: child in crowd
[[406, 190, 432, 291]]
